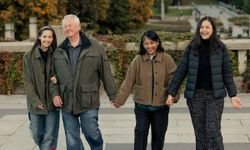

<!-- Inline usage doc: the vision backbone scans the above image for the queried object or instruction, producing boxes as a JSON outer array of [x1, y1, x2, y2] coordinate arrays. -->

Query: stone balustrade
[[0, 39, 250, 74], [4, 23, 15, 40]]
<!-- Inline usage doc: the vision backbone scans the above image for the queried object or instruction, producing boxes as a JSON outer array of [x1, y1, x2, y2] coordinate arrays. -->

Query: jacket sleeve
[[99, 48, 117, 101], [166, 54, 180, 102], [115, 57, 137, 105], [222, 47, 237, 97], [49, 53, 60, 98], [22, 53, 41, 108], [168, 47, 189, 96]]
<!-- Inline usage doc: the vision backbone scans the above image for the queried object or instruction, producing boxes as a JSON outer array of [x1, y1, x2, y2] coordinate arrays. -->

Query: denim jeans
[[27, 112, 31, 129], [62, 108, 103, 150], [30, 109, 60, 150]]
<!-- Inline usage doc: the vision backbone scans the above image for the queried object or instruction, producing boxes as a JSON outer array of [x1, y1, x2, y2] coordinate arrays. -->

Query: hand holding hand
[[53, 96, 63, 108], [166, 95, 174, 107], [230, 96, 242, 109], [110, 100, 121, 108]]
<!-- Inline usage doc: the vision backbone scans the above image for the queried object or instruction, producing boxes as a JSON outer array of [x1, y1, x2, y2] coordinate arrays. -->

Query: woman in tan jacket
[[112, 30, 178, 150]]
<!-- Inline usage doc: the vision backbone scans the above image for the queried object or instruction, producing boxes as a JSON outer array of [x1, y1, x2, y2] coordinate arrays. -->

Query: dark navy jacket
[[168, 42, 237, 99]]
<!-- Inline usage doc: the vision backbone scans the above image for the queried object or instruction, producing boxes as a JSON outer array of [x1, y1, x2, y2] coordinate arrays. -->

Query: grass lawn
[[166, 8, 192, 16], [145, 21, 191, 32], [185, 0, 217, 5]]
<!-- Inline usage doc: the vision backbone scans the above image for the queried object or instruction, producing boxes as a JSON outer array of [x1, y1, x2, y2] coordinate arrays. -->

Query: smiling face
[[143, 37, 159, 55], [200, 20, 213, 40], [63, 17, 81, 38], [39, 30, 53, 51]]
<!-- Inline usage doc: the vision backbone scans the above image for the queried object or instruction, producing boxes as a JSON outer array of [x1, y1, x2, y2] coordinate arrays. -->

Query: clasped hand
[[166, 95, 174, 107], [110, 100, 121, 108]]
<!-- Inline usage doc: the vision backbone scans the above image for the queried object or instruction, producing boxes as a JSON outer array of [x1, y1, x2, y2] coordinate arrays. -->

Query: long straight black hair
[[189, 16, 223, 51], [138, 30, 164, 55], [28, 26, 57, 82]]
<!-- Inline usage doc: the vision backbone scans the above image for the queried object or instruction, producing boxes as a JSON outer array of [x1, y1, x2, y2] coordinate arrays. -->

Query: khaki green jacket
[[50, 34, 117, 114], [116, 52, 177, 106], [22, 47, 55, 114]]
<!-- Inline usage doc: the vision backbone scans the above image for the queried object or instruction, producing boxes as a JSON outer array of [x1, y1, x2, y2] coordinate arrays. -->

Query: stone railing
[[126, 39, 250, 75], [0, 39, 250, 74]]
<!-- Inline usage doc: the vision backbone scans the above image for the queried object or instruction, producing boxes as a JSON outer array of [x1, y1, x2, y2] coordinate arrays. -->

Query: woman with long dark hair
[[166, 16, 242, 150], [22, 26, 59, 150]]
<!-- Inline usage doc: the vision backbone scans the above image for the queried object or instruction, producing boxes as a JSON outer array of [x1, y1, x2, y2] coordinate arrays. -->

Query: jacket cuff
[[34, 100, 42, 108], [51, 88, 60, 98], [108, 93, 117, 101], [168, 89, 177, 97]]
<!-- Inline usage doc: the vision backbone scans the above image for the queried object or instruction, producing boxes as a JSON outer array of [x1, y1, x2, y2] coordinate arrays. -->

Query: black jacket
[[168, 42, 237, 99]]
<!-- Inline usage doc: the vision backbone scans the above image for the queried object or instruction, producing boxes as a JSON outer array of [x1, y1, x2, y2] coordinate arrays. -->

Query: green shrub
[[0, 32, 241, 94], [0, 52, 23, 94], [228, 16, 250, 26]]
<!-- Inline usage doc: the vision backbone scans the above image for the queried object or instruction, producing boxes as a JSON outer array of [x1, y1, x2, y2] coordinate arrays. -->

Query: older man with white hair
[[50, 14, 117, 150]]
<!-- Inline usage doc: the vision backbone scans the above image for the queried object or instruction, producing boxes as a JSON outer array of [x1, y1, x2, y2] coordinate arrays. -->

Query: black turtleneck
[[38, 47, 49, 87], [39, 47, 49, 63], [196, 40, 212, 89]]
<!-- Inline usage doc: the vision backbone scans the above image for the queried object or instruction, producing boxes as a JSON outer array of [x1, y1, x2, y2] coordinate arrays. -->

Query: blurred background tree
[[242, 0, 250, 14], [231, 0, 244, 9], [129, 0, 155, 29], [98, 0, 131, 34], [67, 0, 98, 30], [0, 0, 155, 40], [0, 0, 58, 40], [66, 0, 154, 34], [220, 0, 250, 14]]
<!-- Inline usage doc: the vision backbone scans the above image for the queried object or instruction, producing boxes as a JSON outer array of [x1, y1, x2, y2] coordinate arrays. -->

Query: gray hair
[[62, 14, 81, 27]]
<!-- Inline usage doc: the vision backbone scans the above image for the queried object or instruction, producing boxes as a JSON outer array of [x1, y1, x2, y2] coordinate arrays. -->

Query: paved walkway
[[0, 93, 250, 150]]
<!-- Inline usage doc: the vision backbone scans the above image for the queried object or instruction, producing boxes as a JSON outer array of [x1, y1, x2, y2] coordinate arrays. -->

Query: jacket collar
[[34, 46, 52, 59], [189, 42, 220, 56], [59, 31, 91, 52], [142, 52, 163, 62]]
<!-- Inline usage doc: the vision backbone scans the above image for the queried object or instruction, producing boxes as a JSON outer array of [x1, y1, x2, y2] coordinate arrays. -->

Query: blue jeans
[[30, 109, 60, 150], [62, 108, 103, 150], [28, 112, 31, 130]]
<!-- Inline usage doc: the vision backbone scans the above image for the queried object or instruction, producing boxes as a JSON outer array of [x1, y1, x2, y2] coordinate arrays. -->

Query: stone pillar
[[238, 50, 247, 74], [161, 0, 165, 21], [4, 23, 15, 40], [29, 17, 37, 40]]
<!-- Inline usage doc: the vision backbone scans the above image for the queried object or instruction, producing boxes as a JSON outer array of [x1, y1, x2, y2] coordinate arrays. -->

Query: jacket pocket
[[134, 84, 146, 102], [77, 84, 100, 107]]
